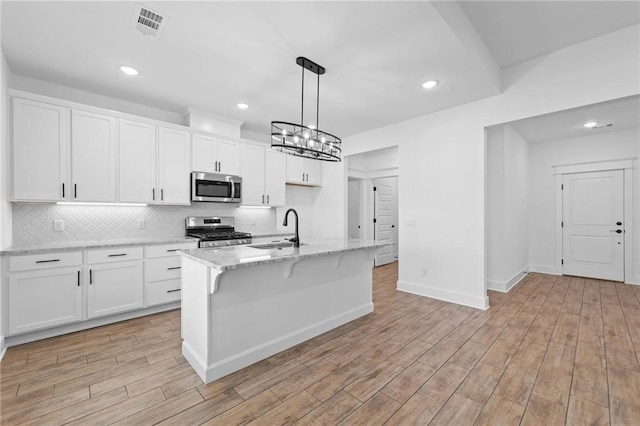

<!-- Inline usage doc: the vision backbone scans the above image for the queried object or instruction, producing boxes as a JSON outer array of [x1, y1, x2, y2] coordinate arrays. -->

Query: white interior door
[[374, 177, 398, 266], [562, 170, 624, 281]]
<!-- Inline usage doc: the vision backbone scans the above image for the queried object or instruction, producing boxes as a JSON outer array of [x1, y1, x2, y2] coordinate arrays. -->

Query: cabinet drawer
[[145, 256, 182, 282], [147, 279, 181, 306], [9, 251, 82, 272], [87, 247, 143, 264], [145, 242, 197, 259]]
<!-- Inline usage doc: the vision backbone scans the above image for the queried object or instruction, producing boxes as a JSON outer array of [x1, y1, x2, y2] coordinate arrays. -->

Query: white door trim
[[554, 158, 637, 284]]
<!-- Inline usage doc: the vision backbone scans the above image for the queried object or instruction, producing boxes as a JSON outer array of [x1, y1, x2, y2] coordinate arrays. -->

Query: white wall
[[342, 25, 639, 309], [0, 47, 13, 359], [347, 180, 362, 239], [528, 127, 640, 279], [486, 125, 529, 292], [275, 185, 319, 240]]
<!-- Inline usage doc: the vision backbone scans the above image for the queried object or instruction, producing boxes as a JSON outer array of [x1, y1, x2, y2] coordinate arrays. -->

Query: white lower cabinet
[[87, 247, 144, 319], [144, 241, 197, 307], [87, 260, 143, 319], [5, 242, 194, 339], [9, 266, 82, 335]]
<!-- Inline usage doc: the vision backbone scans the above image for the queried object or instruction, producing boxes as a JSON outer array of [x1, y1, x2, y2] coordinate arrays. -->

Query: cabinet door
[[87, 261, 143, 318], [286, 155, 305, 184], [192, 134, 217, 173], [158, 127, 191, 204], [12, 98, 69, 201], [216, 139, 241, 176], [265, 150, 286, 206], [71, 110, 117, 201], [304, 158, 322, 186], [119, 120, 156, 203], [241, 145, 266, 205], [9, 267, 82, 335]]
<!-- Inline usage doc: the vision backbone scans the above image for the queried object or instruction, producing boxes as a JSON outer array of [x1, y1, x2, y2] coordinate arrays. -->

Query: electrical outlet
[[421, 268, 428, 277], [54, 220, 64, 232], [136, 219, 145, 229]]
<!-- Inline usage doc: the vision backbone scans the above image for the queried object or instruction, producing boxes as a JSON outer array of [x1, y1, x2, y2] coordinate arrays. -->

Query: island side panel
[[203, 249, 376, 382], [181, 256, 212, 382]]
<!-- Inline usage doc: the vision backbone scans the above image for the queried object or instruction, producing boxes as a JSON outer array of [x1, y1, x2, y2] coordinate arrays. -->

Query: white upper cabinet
[[192, 134, 217, 173], [265, 150, 286, 206], [71, 110, 117, 202], [12, 98, 69, 201], [241, 145, 286, 206], [241, 144, 266, 205], [119, 119, 157, 203], [216, 139, 241, 175], [192, 134, 241, 176], [158, 127, 191, 204], [285, 155, 322, 186]]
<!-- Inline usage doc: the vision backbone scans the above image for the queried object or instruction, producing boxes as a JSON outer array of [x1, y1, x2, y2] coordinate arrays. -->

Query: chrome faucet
[[282, 208, 300, 248]]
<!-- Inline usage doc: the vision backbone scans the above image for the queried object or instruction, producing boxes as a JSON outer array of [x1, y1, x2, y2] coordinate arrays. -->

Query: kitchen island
[[179, 239, 388, 383]]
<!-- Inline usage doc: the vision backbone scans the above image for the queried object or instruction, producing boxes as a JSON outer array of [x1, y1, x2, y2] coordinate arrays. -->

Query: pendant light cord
[[316, 72, 320, 137], [301, 65, 305, 130]]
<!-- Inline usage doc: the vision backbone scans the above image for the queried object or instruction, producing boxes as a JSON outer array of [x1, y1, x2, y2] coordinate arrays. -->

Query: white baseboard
[[487, 268, 529, 293], [529, 264, 561, 275], [187, 303, 374, 384], [397, 280, 488, 310], [0, 336, 6, 362], [626, 275, 640, 285]]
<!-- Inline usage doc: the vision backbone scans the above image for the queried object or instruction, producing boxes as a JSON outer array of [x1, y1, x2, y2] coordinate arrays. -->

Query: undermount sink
[[248, 242, 296, 250]]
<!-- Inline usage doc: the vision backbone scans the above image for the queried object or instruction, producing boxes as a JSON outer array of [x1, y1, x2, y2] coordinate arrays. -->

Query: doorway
[[374, 177, 399, 266]]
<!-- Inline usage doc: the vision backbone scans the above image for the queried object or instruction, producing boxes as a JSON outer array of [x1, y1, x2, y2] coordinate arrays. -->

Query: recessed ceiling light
[[237, 103, 249, 110], [119, 66, 139, 76], [422, 80, 438, 89], [583, 121, 598, 128]]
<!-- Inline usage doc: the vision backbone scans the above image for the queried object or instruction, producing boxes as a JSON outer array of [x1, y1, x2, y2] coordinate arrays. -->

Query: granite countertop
[[1, 236, 199, 255], [179, 238, 391, 271]]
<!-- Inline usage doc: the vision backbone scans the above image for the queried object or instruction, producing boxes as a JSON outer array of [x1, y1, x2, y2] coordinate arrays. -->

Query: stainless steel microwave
[[191, 172, 242, 203]]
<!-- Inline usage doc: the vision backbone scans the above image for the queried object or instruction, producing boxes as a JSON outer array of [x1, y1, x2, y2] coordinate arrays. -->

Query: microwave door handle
[[229, 178, 235, 200]]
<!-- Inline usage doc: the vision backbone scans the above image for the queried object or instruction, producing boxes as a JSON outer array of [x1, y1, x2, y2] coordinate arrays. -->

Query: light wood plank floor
[[2, 264, 640, 425]]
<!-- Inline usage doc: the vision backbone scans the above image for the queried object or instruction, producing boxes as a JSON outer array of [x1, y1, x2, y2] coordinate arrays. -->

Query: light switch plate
[[54, 220, 64, 231]]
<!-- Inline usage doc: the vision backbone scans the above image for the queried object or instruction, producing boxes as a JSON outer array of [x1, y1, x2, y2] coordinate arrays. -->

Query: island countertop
[[179, 238, 390, 271]]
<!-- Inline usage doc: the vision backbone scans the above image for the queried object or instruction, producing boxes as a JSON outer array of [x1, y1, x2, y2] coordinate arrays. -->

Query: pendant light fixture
[[271, 57, 342, 162]]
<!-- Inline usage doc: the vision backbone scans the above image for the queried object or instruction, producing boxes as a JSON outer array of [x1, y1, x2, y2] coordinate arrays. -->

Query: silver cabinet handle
[[77, 270, 80, 287], [161, 188, 164, 201], [152, 188, 155, 200], [89, 269, 93, 285], [74, 184, 77, 199], [267, 195, 270, 204], [167, 289, 181, 293], [166, 249, 179, 252], [262, 194, 265, 204], [108, 253, 127, 257], [167, 266, 181, 270], [62, 183, 65, 198], [36, 259, 60, 264]]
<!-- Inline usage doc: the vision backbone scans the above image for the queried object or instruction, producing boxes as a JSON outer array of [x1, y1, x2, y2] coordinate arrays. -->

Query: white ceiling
[[1, 1, 638, 140], [459, 1, 640, 68], [509, 96, 640, 143]]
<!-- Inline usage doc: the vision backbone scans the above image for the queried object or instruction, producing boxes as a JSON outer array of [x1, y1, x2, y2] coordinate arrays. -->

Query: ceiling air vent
[[131, 4, 168, 38]]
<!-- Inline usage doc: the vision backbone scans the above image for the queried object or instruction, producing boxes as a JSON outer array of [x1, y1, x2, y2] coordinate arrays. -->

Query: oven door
[[191, 172, 242, 203]]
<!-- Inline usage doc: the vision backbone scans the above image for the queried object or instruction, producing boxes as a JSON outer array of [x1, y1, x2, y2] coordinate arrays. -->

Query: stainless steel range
[[185, 216, 252, 248]]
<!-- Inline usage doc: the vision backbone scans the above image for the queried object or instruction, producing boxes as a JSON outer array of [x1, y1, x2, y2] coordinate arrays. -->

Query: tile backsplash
[[12, 203, 276, 245]]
